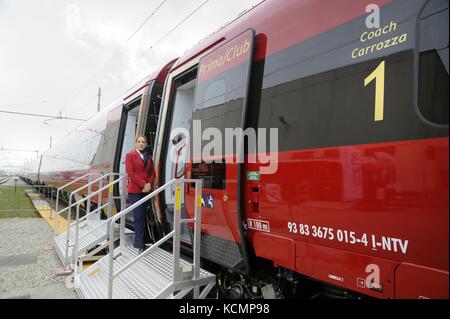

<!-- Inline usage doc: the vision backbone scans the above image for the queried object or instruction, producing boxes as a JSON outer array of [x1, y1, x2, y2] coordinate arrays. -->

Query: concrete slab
[[0, 218, 78, 299], [0, 284, 77, 299]]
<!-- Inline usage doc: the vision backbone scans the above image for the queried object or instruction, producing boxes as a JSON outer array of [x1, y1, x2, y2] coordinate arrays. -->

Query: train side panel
[[243, 0, 448, 298], [167, 0, 448, 298]]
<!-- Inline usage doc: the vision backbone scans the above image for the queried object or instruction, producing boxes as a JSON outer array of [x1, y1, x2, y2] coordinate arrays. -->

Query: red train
[[24, 0, 448, 299]]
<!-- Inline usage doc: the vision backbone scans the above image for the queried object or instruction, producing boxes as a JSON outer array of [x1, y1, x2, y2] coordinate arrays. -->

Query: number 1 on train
[[364, 60, 385, 122]]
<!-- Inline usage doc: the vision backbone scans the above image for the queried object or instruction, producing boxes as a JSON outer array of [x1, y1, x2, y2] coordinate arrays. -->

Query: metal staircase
[[75, 178, 216, 299], [53, 173, 128, 269]]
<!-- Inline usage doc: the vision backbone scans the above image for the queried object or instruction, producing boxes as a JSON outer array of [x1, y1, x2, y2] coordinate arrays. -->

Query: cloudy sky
[[0, 0, 262, 172]]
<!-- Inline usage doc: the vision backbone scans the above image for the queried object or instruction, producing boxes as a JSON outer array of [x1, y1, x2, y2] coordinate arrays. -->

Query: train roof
[[171, 1, 264, 71], [40, 58, 177, 157], [77, 58, 177, 128], [122, 58, 177, 101], [171, 0, 393, 71]]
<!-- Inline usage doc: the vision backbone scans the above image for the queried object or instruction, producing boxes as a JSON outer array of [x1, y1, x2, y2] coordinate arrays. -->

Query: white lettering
[[179, 303, 214, 317], [382, 236, 392, 251], [202, 127, 222, 163], [258, 128, 278, 175], [366, 4, 381, 29], [365, 264, 381, 290]]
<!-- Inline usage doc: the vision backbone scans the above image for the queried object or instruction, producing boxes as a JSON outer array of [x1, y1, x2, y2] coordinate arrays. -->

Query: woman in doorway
[[125, 135, 155, 253]]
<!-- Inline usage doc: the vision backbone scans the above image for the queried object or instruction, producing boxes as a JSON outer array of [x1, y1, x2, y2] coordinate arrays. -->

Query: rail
[[56, 172, 123, 267], [54, 173, 101, 236], [72, 174, 127, 267], [106, 178, 203, 299]]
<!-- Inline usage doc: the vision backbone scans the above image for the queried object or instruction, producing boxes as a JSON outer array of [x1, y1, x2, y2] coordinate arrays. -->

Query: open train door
[[156, 29, 255, 273], [183, 29, 255, 274], [112, 81, 166, 242]]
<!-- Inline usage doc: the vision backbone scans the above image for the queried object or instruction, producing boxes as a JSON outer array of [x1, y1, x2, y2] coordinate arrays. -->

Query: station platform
[[25, 189, 67, 234], [2, 177, 216, 299]]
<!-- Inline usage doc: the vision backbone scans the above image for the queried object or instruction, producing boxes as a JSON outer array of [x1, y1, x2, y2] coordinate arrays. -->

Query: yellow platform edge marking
[[26, 192, 91, 269], [35, 205, 68, 234], [26, 195, 68, 234]]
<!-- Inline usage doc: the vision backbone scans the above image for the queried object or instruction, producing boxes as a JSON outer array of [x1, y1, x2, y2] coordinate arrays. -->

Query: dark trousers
[[128, 193, 149, 249]]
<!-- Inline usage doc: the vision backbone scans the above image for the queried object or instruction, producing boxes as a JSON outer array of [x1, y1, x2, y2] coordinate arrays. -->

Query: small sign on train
[[247, 171, 260, 181]]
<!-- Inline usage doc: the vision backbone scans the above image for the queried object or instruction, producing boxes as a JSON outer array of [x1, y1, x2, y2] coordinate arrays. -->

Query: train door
[[159, 29, 255, 272], [115, 82, 165, 181], [113, 83, 164, 241], [97, 105, 122, 178], [115, 97, 141, 192], [160, 67, 197, 243]]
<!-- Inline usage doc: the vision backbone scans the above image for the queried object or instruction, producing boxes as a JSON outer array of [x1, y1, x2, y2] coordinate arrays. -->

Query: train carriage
[[153, 0, 448, 299], [23, 0, 448, 299], [26, 59, 175, 205]]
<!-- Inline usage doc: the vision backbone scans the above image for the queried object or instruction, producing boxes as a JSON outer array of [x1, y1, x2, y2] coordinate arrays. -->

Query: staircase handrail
[[60, 172, 122, 267], [107, 178, 203, 298], [54, 173, 100, 235], [71, 174, 127, 266]]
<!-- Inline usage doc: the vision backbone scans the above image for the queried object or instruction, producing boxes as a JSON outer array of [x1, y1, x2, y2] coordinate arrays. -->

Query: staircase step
[[76, 245, 215, 299], [54, 219, 131, 265]]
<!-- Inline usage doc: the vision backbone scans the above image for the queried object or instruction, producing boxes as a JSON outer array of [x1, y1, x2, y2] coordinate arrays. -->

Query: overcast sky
[[0, 0, 262, 172]]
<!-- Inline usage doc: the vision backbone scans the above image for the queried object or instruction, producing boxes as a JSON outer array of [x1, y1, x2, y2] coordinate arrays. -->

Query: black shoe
[[133, 243, 144, 250]]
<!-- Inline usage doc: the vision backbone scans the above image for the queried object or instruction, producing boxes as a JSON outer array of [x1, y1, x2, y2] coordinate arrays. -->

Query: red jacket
[[125, 150, 155, 194]]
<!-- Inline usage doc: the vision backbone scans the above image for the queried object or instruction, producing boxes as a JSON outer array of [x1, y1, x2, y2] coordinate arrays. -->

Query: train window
[[89, 134, 100, 164], [202, 79, 226, 109], [191, 162, 226, 189], [162, 67, 197, 208], [144, 83, 163, 153], [81, 140, 89, 165], [193, 30, 254, 149], [418, 1, 449, 125], [258, 50, 418, 151]]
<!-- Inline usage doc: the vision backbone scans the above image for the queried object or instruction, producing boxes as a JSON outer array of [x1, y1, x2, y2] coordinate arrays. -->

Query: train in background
[[24, 59, 175, 196], [24, 0, 448, 299]]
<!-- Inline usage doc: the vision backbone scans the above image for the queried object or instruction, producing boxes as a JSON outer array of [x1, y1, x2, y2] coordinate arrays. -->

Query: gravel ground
[[0, 218, 78, 298]]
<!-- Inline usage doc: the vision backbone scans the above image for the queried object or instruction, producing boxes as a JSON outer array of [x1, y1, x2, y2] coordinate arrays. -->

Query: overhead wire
[[0, 110, 86, 121], [3, 0, 212, 123], [71, 0, 169, 99], [75, 0, 211, 117], [2, 0, 215, 120], [0, 98, 76, 109], [88, 0, 211, 109], [147, 0, 210, 51], [1, 1, 215, 173]]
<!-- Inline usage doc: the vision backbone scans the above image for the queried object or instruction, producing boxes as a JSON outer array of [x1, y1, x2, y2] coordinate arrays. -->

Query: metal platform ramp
[[77, 245, 215, 299], [53, 173, 127, 268], [54, 219, 121, 266], [75, 178, 216, 299]]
